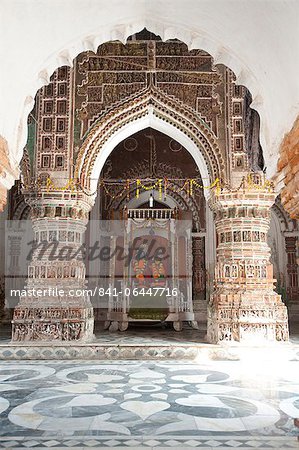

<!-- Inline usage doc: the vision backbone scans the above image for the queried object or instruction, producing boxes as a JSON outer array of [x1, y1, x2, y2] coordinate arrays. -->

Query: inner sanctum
[[2, 29, 298, 344]]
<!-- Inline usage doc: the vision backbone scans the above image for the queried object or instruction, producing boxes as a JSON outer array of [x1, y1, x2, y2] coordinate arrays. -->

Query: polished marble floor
[[0, 359, 298, 449]]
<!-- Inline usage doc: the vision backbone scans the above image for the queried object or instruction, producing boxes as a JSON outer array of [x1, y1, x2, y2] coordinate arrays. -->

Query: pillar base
[[11, 302, 94, 342], [207, 292, 289, 344], [193, 298, 208, 323]]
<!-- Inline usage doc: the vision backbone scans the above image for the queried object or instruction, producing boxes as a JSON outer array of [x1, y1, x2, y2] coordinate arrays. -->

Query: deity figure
[[234, 231, 241, 242], [48, 267, 55, 278], [257, 265, 262, 278], [252, 231, 259, 242], [239, 264, 245, 278], [261, 266, 267, 278], [224, 265, 230, 278], [133, 244, 148, 286], [151, 258, 166, 286], [231, 264, 238, 278], [243, 231, 251, 242], [69, 323, 81, 340], [225, 232, 231, 242], [40, 266, 46, 278], [247, 264, 255, 277]]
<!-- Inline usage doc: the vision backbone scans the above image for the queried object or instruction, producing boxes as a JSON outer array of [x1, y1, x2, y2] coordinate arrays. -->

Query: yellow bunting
[[192, 177, 221, 196], [190, 179, 194, 196], [28, 175, 222, 199], [158, 179, 162, 200], [138, 180, 160, 190], [136, 179, 140, 198], [46, 177, 76, 193], [177, 180, 189, 192], [246, 173, 273, 192], [215, 178, 221, 196]]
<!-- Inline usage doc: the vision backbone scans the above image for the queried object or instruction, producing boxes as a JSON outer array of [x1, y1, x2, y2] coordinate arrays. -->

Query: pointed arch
[[75, 85, 225, 197]]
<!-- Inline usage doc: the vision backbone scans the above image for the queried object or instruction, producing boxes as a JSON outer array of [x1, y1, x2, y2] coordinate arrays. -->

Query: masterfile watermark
[[4, 219, 192, 308], [9, 286, 180, 298], [25, 236, 169, 265]]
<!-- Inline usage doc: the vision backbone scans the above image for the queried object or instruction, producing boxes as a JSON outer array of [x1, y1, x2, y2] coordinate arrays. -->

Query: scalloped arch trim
[[74, 84, 225, 193]]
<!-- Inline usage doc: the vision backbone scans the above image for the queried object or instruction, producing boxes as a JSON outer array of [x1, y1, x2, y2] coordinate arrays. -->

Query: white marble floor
[[0, 359, 298, 449]]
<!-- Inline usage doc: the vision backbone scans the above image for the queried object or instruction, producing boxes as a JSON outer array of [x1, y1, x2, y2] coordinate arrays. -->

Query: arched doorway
[[87, 128, 210, 329], [7, 30, 289, 343]]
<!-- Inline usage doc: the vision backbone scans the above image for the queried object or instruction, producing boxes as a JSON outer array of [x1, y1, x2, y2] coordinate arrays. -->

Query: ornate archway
[[75, 84, 225, 196], [8, 29, 290, 343]]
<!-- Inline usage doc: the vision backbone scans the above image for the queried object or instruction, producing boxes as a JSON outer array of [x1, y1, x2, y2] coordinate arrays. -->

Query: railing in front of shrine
[[108, 279, 190, 314], [125, 208, 177, 220]]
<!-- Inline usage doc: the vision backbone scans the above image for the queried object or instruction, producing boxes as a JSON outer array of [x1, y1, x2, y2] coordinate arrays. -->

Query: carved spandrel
[[156, 56, 214, 72], [84, 57, 149, 72], [75, 40, 223, 138]]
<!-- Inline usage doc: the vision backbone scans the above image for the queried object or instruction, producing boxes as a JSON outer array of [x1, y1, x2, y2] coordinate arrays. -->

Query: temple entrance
[[87, 128, 208, 331], [5, 29, 290, 344]]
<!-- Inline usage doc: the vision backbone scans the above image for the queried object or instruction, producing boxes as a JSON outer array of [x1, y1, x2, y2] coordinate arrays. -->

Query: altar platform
[[0, 322, 299, 361]]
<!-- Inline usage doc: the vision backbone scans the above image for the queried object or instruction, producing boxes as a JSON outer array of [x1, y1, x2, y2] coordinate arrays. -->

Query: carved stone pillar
[[285, 236, 299, 321], [207, 174, 289, 343], [285, 237, 299, 301], [11, 196, 94, 342], [192, 235, 206, 322]]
